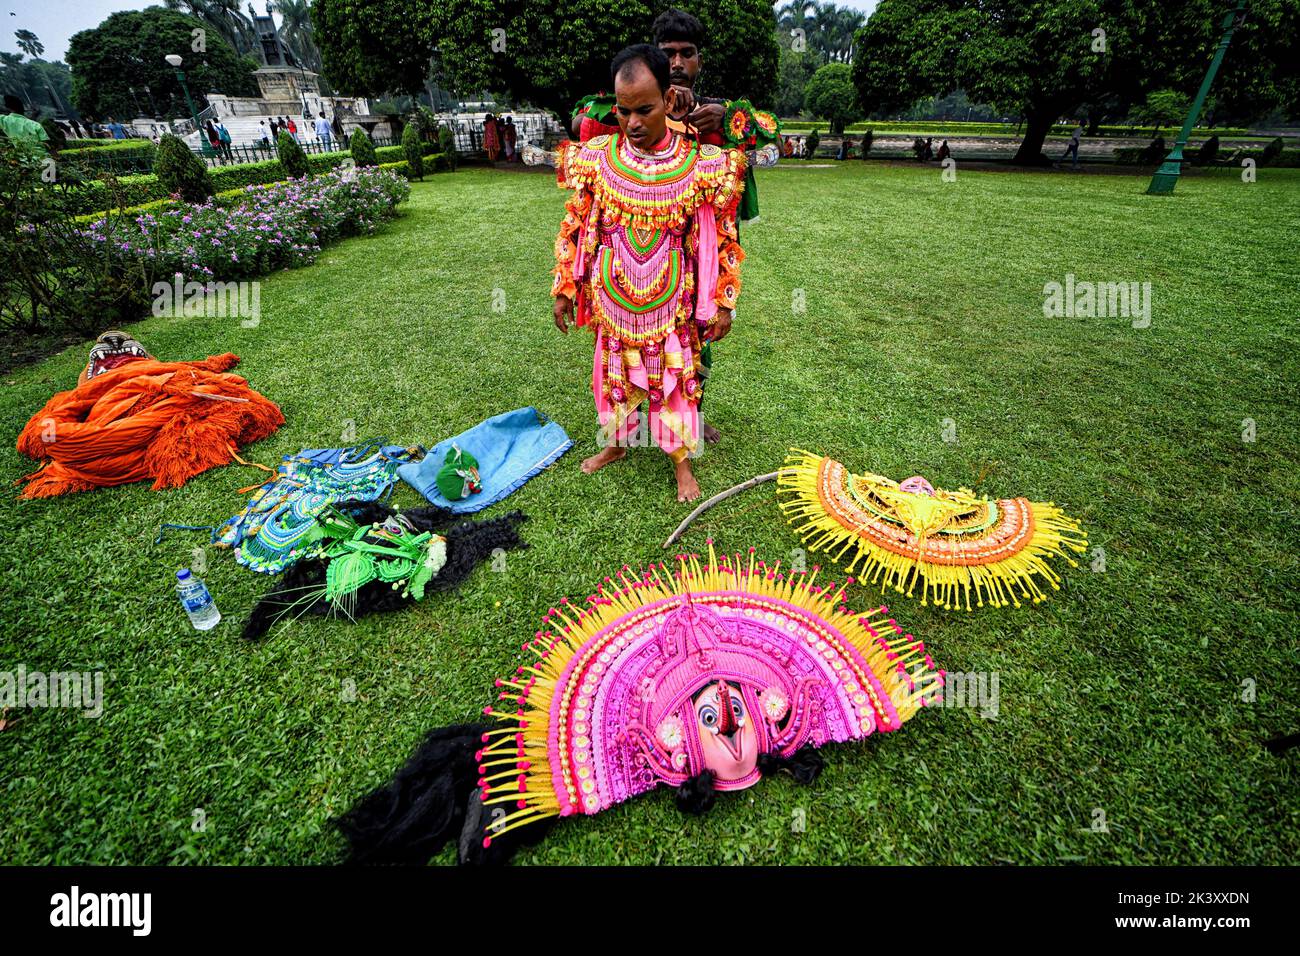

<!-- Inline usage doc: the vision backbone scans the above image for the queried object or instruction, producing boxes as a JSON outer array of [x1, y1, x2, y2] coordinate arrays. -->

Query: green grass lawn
[[2, 161, 1297, 865]]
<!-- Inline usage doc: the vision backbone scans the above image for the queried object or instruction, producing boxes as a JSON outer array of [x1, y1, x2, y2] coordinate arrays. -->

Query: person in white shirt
[[1061, 123, 1083, 170], [315, 111, 333, 150]]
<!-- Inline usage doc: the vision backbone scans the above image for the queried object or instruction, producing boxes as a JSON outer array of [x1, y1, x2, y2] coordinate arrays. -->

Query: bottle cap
[[176, 569, 192, 581]]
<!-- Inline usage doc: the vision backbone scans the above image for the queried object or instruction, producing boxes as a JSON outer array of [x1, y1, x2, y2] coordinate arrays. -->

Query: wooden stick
[[190, 391, 250, 403], [663, 471, 779, 548]]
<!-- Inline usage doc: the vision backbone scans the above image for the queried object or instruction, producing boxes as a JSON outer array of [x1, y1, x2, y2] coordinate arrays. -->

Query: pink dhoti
[[592, 326, 700, 463]]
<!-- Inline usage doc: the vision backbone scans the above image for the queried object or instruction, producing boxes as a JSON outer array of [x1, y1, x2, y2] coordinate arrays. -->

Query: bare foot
[[674, 458, 701, 502], [582, 446, 626, 474], [702, 421, 721, 444]]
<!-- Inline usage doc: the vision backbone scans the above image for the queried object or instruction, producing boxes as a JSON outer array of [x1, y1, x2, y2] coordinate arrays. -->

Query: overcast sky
[[3, 0, 881, 62]]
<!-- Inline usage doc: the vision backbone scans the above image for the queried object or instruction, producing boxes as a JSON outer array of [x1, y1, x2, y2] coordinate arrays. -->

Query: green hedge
[[61, 138, 117, 149], [779, 119, 1253, 139], [65, 147, 447, 216], [72, 186, 251, 224], [210, 159, 285, 192], [59, 140, 157, 173], [378, 152, 449, 179], [1114, 145, 1300, 167], [308, 152, 351, 174], [66, 174, 171, 216]]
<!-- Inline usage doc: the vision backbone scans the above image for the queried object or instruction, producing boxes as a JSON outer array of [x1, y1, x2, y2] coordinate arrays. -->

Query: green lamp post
[[165, 53, 212, 157], [1147, 0, 1248, 195]]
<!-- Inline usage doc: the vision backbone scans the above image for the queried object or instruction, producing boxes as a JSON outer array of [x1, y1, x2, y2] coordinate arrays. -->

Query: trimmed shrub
[[153, 134, 213, 203], [805, 128, 820, 159], [437, 125, 457, 170], [276, 130, 311, 179], [1195, 135, 1220, 166], [402, 125, 424, 180], [350, 128, 377, 167]]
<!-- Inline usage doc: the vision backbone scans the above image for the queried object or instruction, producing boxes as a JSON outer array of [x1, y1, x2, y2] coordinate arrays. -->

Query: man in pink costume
[[551, 44, 746, 502]]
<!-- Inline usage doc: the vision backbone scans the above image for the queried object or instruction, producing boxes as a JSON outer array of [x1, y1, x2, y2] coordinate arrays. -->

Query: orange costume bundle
[[16, 353, 284, 499]]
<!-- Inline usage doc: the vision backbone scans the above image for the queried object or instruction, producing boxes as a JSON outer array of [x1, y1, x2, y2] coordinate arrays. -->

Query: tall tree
[[0, 52, 30, 108], [804, 61, 860, 133], [776, 2, 863, 63], [313, 0, 778, 115], [776, 45, 817, 116], [272, 0, 324, 72], [164, 0, 256, 57], [67, 7, 259, 120], [853, 0, 1300, 165], [14, 29, 43, 59]]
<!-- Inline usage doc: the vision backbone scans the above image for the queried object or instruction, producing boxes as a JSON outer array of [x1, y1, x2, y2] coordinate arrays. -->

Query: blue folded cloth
[[400, 407, 573, 513]]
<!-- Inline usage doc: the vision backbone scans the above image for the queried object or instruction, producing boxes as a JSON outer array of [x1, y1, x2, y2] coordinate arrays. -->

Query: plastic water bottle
[[176, 569, 221, 631]]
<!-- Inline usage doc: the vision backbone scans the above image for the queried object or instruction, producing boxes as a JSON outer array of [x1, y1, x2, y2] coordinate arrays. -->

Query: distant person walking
[[1061, 122, 1082, 169], [204, 119, 222, 155], [215, 119, 233, 160], [502, 116, 517, 161], [287, 116, 299, 142], [483, 113, 501, 162], [936, 139, 951, 162], [315, 111, 333, 150]]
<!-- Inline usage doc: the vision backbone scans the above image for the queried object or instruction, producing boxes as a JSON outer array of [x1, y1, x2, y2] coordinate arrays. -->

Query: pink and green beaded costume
[[552, 132, 747, 462]]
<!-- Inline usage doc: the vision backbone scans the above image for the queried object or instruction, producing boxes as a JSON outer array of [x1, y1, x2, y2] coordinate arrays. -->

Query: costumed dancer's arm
[[697, 150, 747, 344], [551, 143, 591, 333], [709, 198, 746, 341]]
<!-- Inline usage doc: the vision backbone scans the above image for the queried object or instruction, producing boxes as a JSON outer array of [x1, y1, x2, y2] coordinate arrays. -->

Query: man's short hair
[[3, 93, 23, 113], [611, 44, 670, 93], [652, 8, 705, 47]]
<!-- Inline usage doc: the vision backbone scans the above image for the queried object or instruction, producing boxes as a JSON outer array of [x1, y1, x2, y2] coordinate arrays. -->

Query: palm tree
[[272, 0, 323, 73], [776, 1, 817, 51], [14, 29, 43, 59], [164, 0, 256, 57]]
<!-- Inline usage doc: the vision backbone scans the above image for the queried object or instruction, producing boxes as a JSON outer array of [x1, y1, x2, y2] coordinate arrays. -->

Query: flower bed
[[82, 166, 411, 282]]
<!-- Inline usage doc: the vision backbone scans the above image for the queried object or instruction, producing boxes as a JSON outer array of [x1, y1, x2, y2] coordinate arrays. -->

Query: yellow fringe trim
[[477, 542, 940, 844], [777, 450, 1089, 611]]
